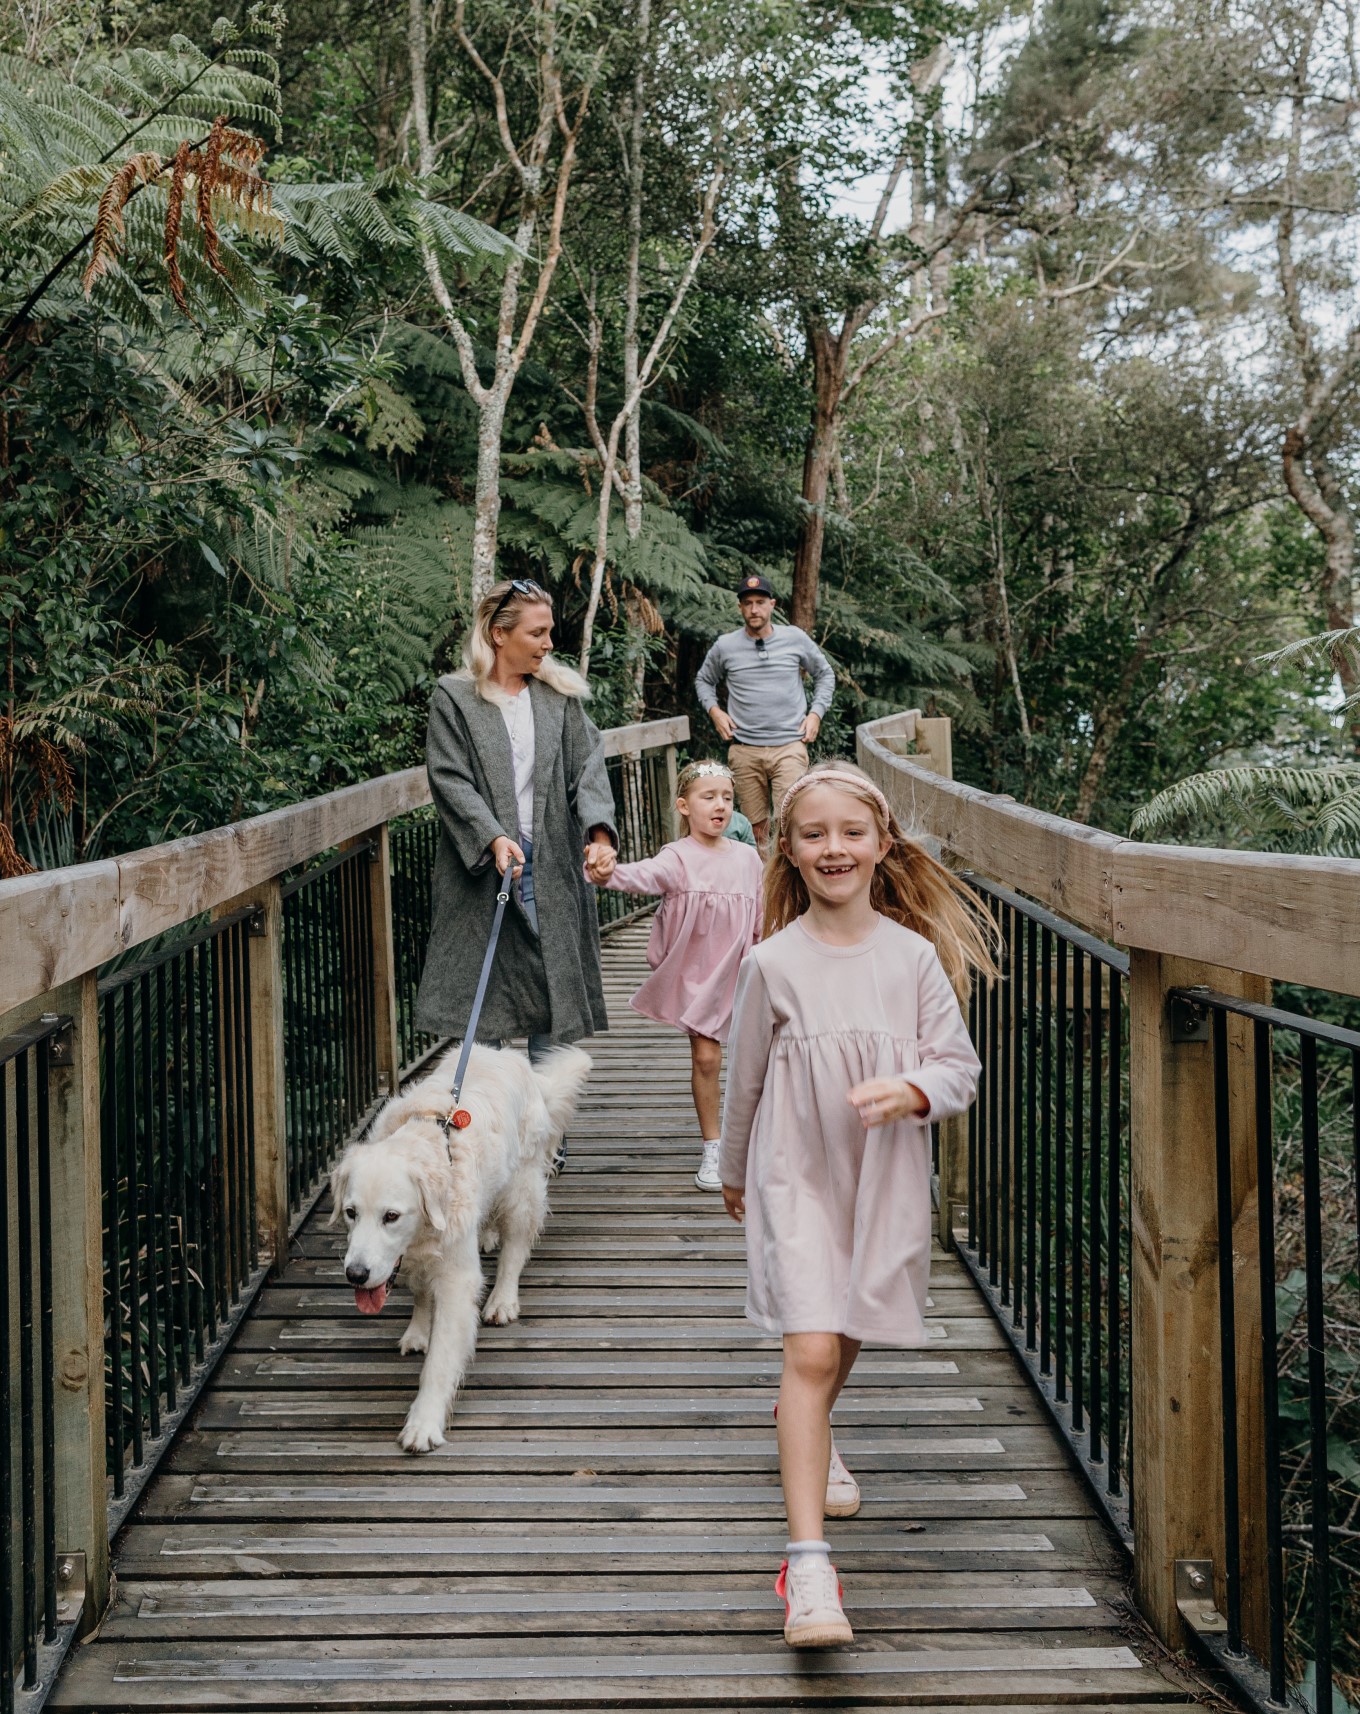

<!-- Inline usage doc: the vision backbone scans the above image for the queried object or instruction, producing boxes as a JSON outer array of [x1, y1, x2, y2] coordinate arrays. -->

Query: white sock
[[701, 1137, 720, 1148], [786, 1539, 831, 1573]]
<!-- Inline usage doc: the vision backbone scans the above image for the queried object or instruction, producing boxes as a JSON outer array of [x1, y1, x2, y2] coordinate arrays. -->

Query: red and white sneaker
[[776, 1556, 854, 1648]]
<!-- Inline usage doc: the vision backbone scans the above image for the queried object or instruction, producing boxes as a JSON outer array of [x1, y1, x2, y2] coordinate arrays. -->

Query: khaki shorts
[[727, 741, 809, 828]]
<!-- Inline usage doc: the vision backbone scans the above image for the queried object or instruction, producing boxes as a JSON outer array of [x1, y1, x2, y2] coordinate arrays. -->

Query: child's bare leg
[[689, 1034, 722, 1138], [829, 1334, 862, 1410], [778, 1332, 842, 1540]]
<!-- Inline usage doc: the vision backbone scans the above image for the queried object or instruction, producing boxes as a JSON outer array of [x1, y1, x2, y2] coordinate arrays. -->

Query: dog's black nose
[[345, 1262, 369, 1286]]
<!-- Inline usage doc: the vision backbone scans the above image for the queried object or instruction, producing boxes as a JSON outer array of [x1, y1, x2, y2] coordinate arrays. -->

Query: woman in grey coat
[[413, 579, 618, 1056]]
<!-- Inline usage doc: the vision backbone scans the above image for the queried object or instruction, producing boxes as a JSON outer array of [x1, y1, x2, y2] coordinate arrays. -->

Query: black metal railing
[[0, 1014, 66, 1714], [281, 845, 381, 1222], [97, 907, 263, 1529], [390, 812, 440, 1075], [597, 748, 673, 928], [961, 875, 1132, 1542], [1175, 986, 1358, 1714]]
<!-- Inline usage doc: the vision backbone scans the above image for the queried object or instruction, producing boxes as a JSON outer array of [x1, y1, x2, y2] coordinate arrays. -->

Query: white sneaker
[[776, 1555, 854, 1648], [695, 1141, 722, 1191], [826, 1441, 861, 1517]]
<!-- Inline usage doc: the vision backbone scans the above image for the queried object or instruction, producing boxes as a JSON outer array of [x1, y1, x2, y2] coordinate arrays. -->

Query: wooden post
[[37, 976, 109, 1631], [915, 715, 953, 780], [215, 884, 289, 1274], [664, 743, 680, 843], [937, 1111, 969, 1248], [1129, 951, 1270, 1653], [359, 826, 400, 1097]]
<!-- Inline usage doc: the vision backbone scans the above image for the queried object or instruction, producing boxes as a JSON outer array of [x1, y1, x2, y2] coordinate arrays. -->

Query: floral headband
[[779, 768, 892, 823], [679, 761, 733, 784]]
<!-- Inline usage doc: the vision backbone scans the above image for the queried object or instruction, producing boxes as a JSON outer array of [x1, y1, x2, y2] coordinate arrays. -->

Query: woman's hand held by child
[[847, 1075, 929, 1129], [583, 841, 616, 883], [722, 1183, 744, 1222]]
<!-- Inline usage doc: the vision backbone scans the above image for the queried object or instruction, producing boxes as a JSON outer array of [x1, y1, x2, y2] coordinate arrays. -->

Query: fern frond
[[1131, 764, 1360, 857]]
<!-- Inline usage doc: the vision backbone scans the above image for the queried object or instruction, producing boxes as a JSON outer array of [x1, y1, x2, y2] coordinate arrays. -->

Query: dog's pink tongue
[[354, 1281, 388, 1315]]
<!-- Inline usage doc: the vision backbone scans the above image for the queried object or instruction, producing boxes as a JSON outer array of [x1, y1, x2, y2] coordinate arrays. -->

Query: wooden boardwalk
[[53, 922, 1202, 1710]]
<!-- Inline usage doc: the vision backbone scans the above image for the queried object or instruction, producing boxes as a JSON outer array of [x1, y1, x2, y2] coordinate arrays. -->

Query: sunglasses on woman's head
[[491, 579, 549, 622]]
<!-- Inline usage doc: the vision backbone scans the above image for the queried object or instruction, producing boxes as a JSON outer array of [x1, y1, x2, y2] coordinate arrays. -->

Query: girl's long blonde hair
[[464, 580, 590, 702], [764, 760, 1000, 995]]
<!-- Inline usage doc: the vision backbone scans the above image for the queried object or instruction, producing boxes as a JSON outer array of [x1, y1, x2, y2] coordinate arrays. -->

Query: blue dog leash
[[438, 879, 512, 1141]]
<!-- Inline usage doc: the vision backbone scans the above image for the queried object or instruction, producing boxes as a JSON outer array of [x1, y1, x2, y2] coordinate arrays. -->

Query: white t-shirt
[[499, 688, 535, 840]]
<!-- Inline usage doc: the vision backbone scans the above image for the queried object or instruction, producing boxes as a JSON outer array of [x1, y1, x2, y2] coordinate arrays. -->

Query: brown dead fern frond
[[30, 737, 75, 820], [0, 822, 35, 880], [83, 150, 166, 294], [164, 140, 193, 311]]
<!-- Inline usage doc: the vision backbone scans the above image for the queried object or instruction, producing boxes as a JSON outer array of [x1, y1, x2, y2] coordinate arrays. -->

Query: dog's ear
[[414, 1163, 448, 1233], [327, 1156, 351, 1228]]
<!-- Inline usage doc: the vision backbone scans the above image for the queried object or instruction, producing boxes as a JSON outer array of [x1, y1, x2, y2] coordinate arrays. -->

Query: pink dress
[[719, 915, 980, 1345], [599, 838, 764, 1041]]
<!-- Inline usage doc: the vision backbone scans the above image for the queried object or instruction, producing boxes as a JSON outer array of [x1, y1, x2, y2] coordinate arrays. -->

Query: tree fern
[[1131, 765, 1360, 856]]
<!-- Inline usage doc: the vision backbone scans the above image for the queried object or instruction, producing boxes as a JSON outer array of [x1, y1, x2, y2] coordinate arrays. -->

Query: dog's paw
[[399, 1405, 446, 1453], [480, 1227, 501, 1253], [399, 1324, 429, 1356], [482, 1293, 520, 1326]]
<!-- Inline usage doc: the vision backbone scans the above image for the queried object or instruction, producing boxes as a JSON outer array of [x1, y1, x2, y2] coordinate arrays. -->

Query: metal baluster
[[101, 990, 126, 1490], [1071, 946, 1085, 1431], [0, 1059, 12, 1714], [36, 1035, 57, 1643], [16, 1049, 37, 1687], [122, 983, 144, 1463], [283, 893, 302, 1211], [155, 962, 175, 1416], [1299, 1035, 1332, 1714], [207, 932, 227, 1330], [1211, 1007, 1242, 1654], [1254, 1019, 1287, 1706], [139, 970, 162, 1438], [987, 905, 1001, 1283], [1107, 968, 1123, 1496], [1055, 936, 1069, 1403], [195, 942, 218, 1345], [171, 956, 191, 1386], [1025, 913, 1038, 1348], [1040, 925, 1053, 1376], [241, 923, 258, 1271], [1089, 958, 1103, 1468], [1000, 906, 1012, 1304], [967, 976, 979, 1252]]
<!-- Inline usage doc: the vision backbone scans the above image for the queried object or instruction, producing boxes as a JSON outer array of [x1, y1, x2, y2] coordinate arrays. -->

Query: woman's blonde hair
[[464, 579, 590, 702], [764, 759, 1000, 994]]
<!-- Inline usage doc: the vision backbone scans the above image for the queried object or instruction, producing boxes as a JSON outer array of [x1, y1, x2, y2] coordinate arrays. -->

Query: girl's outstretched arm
[[905, 949, 982, 1120], [590, 845, 685, 897], [718, 955, 776, 1195]]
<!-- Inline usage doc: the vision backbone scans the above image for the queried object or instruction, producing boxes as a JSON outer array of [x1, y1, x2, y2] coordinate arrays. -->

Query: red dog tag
[[450, 1109, 472, 1129]]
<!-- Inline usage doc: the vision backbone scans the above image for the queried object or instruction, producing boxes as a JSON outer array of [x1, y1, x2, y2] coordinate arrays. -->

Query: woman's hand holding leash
[[491, 836, 525, 881], [848, 1076, 929, 1129]]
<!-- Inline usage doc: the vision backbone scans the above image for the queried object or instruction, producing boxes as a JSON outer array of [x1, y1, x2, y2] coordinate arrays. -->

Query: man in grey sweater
[[694, 573, 835, 847]]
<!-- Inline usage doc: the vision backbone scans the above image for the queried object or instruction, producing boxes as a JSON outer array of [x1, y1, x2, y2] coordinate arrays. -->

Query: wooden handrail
[[859, 709, 1360, 998], [1, 715, 689, 1020]]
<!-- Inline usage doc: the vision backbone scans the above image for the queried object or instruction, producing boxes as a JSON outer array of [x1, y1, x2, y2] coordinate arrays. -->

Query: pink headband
[[779, 768, 892, 824]]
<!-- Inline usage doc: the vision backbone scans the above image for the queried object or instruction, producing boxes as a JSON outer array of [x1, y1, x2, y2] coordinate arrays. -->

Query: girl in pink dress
[[719, 761, 997, 1650], [591, 760, 763, 1191]]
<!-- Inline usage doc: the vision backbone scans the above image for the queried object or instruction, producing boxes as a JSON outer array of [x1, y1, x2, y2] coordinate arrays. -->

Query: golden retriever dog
[[329, 1043, 591, 1452]]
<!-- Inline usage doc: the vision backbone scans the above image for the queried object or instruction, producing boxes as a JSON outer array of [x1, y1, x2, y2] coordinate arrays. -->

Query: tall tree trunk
[[791, 326, 842, 633]]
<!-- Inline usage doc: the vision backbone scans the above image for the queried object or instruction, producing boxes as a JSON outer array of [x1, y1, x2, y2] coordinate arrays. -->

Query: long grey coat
[[413, 672, 617, 1045]]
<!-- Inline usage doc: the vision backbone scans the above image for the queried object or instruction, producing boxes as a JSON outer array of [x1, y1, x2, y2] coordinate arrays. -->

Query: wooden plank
[[600, 715, 689, 759], [0, 861, 122, 1021]]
